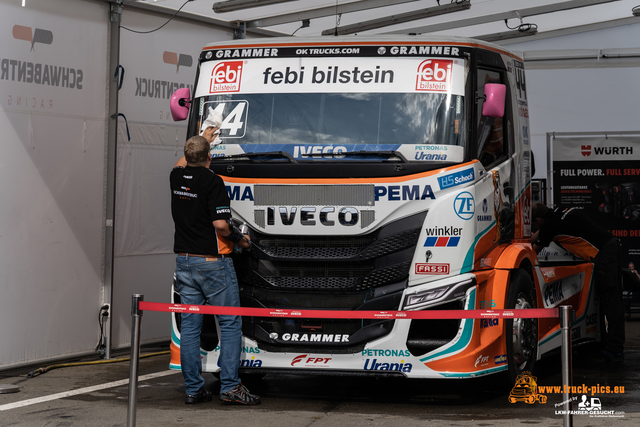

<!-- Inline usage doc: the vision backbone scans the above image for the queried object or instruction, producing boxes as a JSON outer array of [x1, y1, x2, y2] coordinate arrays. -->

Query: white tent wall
[[2, 0, 637, 367], [0, 0, 109, 368], [110, 8, 260, 348], [506, 21, 640, 180]]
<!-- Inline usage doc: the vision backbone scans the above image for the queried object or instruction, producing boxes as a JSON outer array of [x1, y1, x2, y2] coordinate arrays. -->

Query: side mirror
[[170, 88, 191, 121], [482, 83, 506, 118]]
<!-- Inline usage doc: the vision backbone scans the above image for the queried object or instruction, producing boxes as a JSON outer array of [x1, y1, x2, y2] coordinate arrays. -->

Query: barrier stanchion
[[560, 305, 574, 427], [128, 297, 571, 425], [127, 294, 143, 427]]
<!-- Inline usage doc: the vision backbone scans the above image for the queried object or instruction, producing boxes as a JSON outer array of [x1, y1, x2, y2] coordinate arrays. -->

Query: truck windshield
[[198, 92, 463, 147], [193, 55, 467, 162]]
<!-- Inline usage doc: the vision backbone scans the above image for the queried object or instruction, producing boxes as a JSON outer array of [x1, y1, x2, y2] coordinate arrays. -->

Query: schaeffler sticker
[[196, 57, 465, 97]]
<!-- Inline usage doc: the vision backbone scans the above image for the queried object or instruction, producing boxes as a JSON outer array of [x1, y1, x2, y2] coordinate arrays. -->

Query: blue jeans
[[175, 255, 242, 394]]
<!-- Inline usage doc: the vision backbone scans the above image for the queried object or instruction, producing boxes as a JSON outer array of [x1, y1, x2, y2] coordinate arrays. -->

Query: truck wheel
[[504, 269, 538, 386]]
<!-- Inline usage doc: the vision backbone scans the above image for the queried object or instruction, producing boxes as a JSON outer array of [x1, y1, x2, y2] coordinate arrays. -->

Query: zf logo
[[12, 25, 53, 51], [416, 59, 452, 92], [163, 51, 193, 73], [454, 192, 475, 220], [210, 61, 243, 93]]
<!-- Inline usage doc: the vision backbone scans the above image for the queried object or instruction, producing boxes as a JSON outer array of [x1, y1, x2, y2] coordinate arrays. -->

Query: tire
[[503, 269, 538, 386]]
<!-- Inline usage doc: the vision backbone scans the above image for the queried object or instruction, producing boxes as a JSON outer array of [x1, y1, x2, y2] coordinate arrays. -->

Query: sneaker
[[219, 383, 261, 405], [185, 387, 213, 404]]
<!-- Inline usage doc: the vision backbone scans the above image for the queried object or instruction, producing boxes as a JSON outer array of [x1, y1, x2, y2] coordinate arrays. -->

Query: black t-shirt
[[534, 207, 614, 261], [170, 165, 232, 255]]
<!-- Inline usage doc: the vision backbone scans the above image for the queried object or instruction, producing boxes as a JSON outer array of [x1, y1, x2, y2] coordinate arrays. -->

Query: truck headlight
[[403, 278, 475, 310]]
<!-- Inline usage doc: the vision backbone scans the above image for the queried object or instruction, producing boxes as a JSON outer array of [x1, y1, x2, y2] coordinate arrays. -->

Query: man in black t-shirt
[[170, 135, 260, 405], [531, 203, 625, 361]]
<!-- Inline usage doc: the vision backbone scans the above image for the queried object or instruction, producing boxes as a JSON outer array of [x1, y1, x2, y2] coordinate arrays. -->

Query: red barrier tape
[[139, 301, 559, 320]]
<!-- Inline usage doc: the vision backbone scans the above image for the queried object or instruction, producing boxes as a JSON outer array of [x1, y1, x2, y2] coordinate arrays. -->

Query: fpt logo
[[416, 59, 452, 92], [581, 145, 591, 157], [454, 192, 475, 220], [12, 25, 53, 51], [163, 51, 193, 73], [291, 354, 332, 367], [210, 61, 243, 93]]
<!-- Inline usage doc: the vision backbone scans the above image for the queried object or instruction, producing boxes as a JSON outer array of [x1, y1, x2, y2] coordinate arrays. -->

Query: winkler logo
[[12, 25, 53, 51], [163, 51, 193, 73], [581, 145, 591, 157]]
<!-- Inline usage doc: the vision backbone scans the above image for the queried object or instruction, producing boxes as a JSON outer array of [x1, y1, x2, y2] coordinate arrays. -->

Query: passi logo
[[581, 145, 591, 157], [416, 59, 452, 92], [415, 263, 450, 274], [12, 25, 53, 51], [163, 51, 193, 73], [210, 61, 243, 93]]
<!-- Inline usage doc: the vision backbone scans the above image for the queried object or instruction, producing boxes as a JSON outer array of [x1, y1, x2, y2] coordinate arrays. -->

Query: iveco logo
[[267, 207, 359, 227]]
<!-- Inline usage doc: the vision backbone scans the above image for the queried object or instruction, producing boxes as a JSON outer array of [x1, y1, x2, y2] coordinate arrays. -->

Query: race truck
[[168, 36, 601, 384]]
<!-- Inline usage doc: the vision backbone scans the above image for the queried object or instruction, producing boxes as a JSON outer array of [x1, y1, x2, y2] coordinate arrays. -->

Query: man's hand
[[213, 219, 250, 250], [237, 234, 251, 250], [202, 126, 220, 143]]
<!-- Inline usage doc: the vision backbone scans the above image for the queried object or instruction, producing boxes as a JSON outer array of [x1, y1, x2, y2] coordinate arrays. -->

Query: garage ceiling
[[124, 0, 640, 41]]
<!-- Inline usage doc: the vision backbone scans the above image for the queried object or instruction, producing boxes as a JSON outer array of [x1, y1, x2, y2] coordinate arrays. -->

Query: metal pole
[[560, 305, 573, 427], [103, 0, 123, 361], [127, 294, 144, 427], [546, 132, 554, 207]]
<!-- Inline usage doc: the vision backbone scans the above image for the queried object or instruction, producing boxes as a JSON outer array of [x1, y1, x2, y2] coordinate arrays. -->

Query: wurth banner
[[552, 136, 640, 267]]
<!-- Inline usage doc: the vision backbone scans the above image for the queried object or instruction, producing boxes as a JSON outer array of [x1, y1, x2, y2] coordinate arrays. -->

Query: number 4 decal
[[207, 101, 248, 138]]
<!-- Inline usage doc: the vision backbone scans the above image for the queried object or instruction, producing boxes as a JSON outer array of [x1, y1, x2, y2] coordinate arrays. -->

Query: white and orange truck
[[168, 36, 600, 384]]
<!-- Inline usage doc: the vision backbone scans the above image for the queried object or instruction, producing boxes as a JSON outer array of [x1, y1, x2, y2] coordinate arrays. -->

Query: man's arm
[[213, 219, 250, 249], [531, 230, 543, 254]]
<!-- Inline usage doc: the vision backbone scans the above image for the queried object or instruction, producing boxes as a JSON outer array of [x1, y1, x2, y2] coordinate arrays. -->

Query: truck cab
[[168, 36, 599, 385]]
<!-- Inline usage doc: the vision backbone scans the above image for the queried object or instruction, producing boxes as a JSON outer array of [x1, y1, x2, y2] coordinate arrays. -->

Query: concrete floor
[[1, 317, 639, 427]]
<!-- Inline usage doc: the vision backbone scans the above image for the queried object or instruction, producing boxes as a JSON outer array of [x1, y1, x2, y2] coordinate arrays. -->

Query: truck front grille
[[234, 210, 427, 353]]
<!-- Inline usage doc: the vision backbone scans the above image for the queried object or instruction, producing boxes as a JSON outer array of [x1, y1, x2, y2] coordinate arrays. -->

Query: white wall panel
[[111, 9, 238, 346], [0, 0, 108, 368], [526, 66, 640, 179], [507, 23, 640, 179]]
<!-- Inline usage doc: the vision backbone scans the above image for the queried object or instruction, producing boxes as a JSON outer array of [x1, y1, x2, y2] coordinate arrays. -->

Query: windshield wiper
[[299, 150, 408, 162], [211, 151, 297, 163]]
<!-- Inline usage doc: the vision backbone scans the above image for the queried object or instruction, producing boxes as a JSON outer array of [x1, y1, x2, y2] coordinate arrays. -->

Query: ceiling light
[[322, 0, 471, 36], [386, 0, 617, 35], [475, 28, 538, 43], [213, 0, 295, 14], [245, 0, 422, 29]]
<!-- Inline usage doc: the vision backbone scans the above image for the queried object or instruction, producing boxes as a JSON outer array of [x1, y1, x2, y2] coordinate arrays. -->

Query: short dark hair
[[184, 135, 210, 164], [532, 203, 550, 221]]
